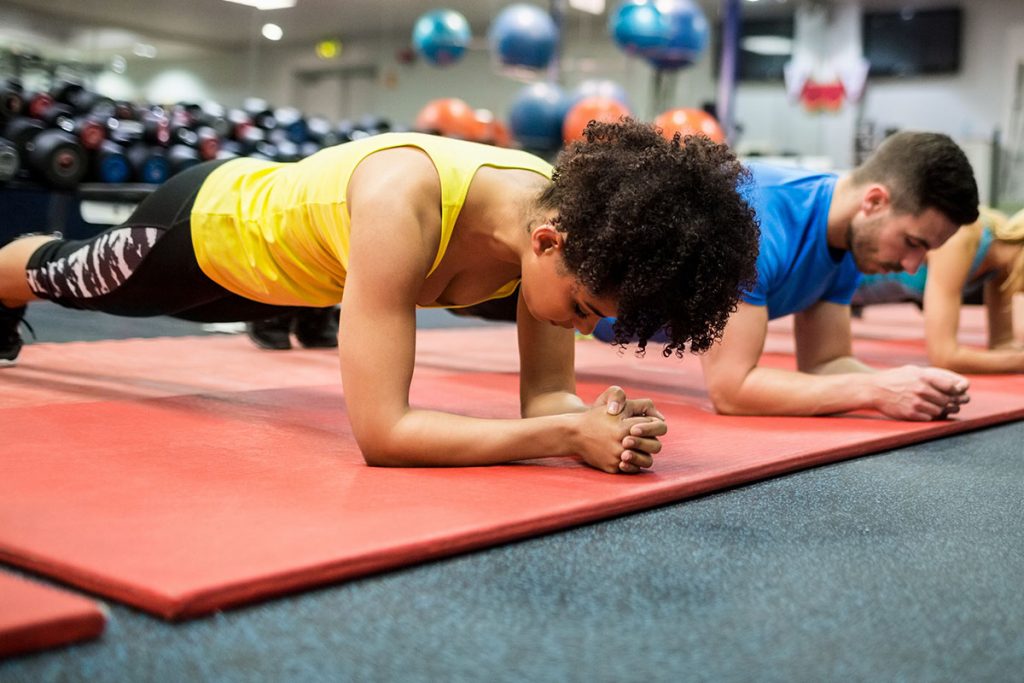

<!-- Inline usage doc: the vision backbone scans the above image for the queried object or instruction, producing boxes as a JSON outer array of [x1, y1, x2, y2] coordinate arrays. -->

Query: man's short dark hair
[[852, 131, 979, 226]]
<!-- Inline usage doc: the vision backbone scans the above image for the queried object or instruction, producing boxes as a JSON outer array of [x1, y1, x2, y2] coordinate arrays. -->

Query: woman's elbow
[[360, 448, 395, 467], [926, 345, 958, 372], [706, 384, 744, 416], [355, 432, 406, 467]]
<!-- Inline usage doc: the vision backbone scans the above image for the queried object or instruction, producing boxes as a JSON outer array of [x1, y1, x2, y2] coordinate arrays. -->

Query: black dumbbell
[[336, 120, 355, 144], [194, 126, 220, 160], [274, 107, 308, 144], [306, 117, 340, 147], [93, 139, 131, 183], [141, 110, 170, 146], [39, 103, 75, 129], [113, 101, 139, 121], [217, 139, 243, 159], [4, 116, 84, 188], [252, 109, 277, 131], [4, 117, 46, 150], [167, 144, 201, 175], [24, 129, 87, 189], [249, 141, 279, 161], [274, 140, 301, 162], [125, 144, 169, 184], [200, 109, 231, 139], [67, 114, 108, 151], [24, 91, 55, 120], [1, 80, 24, 120], [299, 141, 322, 159], [0, 136, 21, 183], [226, 108, 255, 141], [359, 114, 391, 135], [234, 126, 266, 155], [51, 81, 91, 112]]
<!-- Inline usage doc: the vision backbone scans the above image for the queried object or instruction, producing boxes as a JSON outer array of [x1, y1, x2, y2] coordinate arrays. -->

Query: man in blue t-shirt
[[700, 131, 980, 420]]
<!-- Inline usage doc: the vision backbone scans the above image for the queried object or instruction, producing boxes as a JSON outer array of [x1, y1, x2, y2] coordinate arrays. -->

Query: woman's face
[[520, 230, 617, 334]]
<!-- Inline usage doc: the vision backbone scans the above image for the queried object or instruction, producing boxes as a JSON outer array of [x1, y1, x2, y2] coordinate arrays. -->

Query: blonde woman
[[853, 207, 1024, 373]]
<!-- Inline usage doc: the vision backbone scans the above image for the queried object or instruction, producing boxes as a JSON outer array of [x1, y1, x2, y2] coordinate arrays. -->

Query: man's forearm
[[713, 365, 879, 416]]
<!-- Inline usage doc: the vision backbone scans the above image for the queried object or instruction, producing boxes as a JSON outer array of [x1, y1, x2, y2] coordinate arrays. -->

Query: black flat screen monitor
[[863, 7, 962, 77], [715, 17, 795, 81]]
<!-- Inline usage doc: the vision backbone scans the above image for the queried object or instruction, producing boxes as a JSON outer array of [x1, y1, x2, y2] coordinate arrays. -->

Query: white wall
[[4, 0, 1023, 201]]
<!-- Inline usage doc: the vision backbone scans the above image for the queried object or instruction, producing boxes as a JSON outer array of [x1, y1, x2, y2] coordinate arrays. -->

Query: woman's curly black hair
[[537, 117, 760, 356]]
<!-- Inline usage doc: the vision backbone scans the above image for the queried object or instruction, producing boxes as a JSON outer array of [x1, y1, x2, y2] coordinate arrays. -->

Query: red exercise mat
[[2, 329, 1023, 620], [0, 571, 106, 659], [768, 302, 989, 347]]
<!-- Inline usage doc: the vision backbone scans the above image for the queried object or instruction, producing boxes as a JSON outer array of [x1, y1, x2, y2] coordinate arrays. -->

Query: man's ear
[[861, 184, 891, 216], [530, 223, 565, 256]]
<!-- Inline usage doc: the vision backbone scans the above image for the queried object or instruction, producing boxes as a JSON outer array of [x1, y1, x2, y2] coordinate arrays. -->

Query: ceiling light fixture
[[223, 0, 297, 10], [262, 23, 284, 41], [568, 0, 605, 14], [132, 43, 158, 58]]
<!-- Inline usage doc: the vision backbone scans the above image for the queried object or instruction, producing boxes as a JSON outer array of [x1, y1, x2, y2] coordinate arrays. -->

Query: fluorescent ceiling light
[[223, 0, 297, 10], [569, 0, 605, 14], [262, 23, 283, 40], [741, 36, 793, 56], [132, 42, 158, 58]]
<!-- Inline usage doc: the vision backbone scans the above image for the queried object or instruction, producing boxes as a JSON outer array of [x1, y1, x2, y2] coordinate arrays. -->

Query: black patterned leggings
[[26, 160, 301, 322]]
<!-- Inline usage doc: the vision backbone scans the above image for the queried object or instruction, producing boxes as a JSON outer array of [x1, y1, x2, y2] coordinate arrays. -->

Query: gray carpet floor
[[2, 304, 1022, 682]]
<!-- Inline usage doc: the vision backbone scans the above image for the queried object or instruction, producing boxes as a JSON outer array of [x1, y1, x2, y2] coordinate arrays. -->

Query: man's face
[[847, 188, 960, 275]]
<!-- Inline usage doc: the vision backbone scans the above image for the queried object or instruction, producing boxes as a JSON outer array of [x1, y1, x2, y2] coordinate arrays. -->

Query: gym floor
[[2, 304, 1023, 681]]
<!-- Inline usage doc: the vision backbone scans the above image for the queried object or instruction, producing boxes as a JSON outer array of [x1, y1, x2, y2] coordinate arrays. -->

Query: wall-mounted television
[[862, 7, 962, 77], [714, 17, 795, 82]]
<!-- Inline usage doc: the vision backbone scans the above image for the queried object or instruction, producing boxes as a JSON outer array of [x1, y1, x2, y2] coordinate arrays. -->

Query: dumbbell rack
[[0, 180, 155, 245]]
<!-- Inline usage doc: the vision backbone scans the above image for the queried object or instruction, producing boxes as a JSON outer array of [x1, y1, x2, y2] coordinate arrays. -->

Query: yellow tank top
[[190, 133, 553, 307]]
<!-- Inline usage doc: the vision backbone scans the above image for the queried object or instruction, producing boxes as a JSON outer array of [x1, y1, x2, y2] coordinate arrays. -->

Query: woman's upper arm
[[337, 150, 440, 452], [922, 228, 975, 361]]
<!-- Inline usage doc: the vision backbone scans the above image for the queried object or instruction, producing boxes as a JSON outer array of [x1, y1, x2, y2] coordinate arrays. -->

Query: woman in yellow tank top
[[0, 119, 759, 474]]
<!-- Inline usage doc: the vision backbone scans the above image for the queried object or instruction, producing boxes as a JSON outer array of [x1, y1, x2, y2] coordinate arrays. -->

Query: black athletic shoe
[[246, 315, 293, 350], [0, 302, 27, 366], [293, 306, 339, 349]]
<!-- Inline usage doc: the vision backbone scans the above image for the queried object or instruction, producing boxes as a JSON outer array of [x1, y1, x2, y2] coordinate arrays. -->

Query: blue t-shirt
[[741, 162, 860, 320], [591, 162, 859, 344]]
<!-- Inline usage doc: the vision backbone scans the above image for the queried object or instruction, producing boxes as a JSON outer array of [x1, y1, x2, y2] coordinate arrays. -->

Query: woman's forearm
[[930, 344, 1024, 374], [358, 409, 582, 467]]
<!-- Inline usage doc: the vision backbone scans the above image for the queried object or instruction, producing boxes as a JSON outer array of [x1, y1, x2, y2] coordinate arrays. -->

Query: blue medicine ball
[[508, 81, 569, 151], [488, 4, 559, 70], [609, 0, 708, 70], [412, 9, 472, 66]]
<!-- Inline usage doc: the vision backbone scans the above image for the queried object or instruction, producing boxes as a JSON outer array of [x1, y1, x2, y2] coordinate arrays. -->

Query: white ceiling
[[0, 0, 805, 62], [0, 1, 593, 50]]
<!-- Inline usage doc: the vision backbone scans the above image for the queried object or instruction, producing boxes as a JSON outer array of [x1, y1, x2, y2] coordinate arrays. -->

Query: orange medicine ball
[[562, 96, 632, 143], [467, 109, 513, 147], [414, 98, 478, 139], [654, 107, 725, 144]]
